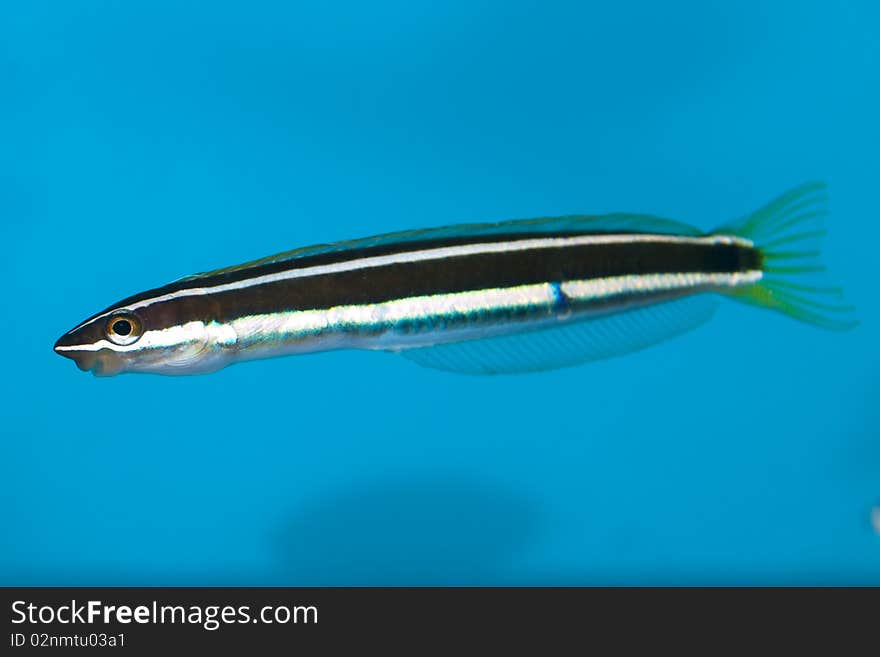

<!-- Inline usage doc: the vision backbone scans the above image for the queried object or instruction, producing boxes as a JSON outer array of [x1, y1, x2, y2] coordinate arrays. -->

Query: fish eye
[[105, 313, 143, 346]]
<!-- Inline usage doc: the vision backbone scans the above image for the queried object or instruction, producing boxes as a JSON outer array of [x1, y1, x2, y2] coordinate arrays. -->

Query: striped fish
[[54, 182, 855, 376]]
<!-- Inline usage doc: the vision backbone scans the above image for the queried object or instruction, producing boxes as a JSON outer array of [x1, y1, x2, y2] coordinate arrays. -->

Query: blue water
[[2, 1, 878, 585]]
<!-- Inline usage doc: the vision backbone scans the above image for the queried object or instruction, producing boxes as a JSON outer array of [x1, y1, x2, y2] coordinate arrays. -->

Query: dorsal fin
[[179, 212, 702, 281]]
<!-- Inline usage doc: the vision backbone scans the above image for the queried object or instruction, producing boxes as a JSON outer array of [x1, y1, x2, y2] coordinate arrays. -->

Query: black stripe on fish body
[[136, 237, 760, 325]]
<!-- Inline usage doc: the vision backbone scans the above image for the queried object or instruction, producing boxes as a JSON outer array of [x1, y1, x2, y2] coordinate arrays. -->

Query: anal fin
[[396, 295, 718, 375]]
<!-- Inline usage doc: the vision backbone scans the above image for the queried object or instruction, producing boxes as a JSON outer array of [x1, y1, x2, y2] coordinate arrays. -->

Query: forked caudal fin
[[713, 181, 858, 331]]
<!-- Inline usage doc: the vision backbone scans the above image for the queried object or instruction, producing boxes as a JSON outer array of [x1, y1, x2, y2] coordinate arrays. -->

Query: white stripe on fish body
[[54, 270, 762, 374], [224, 270, 763, 366]]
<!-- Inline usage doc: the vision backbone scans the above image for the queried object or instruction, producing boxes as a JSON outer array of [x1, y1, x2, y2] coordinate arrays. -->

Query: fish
[[54, 182, 855, 376]]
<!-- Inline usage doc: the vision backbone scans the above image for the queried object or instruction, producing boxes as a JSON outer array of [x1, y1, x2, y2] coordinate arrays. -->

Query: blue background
[[2, 1, 877, 585]]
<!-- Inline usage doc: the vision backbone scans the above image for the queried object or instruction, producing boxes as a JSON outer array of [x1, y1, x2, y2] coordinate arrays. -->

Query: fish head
[[54, 291, 229, 376]]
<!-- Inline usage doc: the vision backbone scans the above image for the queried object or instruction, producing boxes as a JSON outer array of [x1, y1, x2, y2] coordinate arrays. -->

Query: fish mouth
[[54, 336, 123, 376], [54, 339, 98, 372]]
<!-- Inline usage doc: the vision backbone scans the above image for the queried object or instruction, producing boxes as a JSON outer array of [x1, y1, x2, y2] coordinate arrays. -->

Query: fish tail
[[713, 181, 858, 330]]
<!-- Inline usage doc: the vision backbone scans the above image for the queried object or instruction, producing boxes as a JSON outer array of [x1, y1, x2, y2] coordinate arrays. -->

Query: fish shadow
[[274, 476, 541, 585]]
